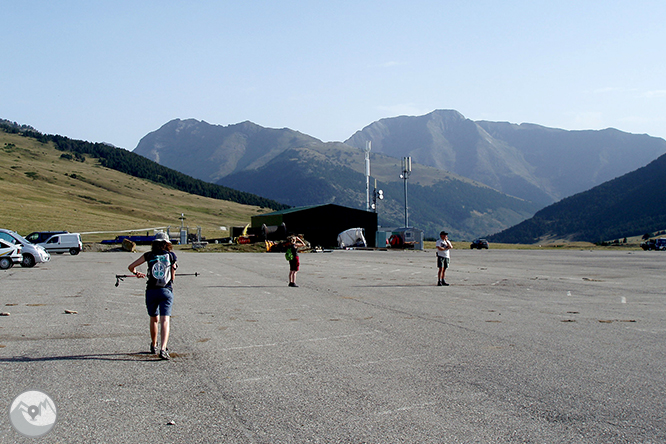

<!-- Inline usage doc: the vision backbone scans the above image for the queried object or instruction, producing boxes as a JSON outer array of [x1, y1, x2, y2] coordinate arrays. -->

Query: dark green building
[[251, 204, 378, 248]]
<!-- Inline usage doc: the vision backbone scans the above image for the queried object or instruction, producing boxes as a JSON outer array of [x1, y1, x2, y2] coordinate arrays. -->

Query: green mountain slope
[[218, 146, 540, 240], [487, 153, 666, 243], [0, 126, 278, 240], [1, 120, 288, 211]]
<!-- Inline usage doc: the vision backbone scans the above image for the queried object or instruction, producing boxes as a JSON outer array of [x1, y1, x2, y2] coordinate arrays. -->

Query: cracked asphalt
[[1, 248, 664, 443]]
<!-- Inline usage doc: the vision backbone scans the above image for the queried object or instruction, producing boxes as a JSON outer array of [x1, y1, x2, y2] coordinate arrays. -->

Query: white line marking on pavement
[[376, 402, 437, 416], [352, 354, 428, 367], [238, 372, 301, 383], [222, 332, 375, 352]]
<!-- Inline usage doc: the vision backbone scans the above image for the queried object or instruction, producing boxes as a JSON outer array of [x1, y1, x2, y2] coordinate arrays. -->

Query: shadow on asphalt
[[0, 352, 163, 362], [203, 285, 285, 288]]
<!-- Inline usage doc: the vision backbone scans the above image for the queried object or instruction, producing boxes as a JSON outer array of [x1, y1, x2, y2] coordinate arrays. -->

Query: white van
[[39, 233, 83, 255]]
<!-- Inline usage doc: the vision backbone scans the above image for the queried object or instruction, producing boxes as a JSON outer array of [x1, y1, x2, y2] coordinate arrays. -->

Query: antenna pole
[[401, 157, 411, 227], [365, 141, 371, 211]]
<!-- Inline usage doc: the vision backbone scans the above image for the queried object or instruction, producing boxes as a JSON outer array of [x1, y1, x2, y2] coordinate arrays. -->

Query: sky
[[3, 1, 666, 150]]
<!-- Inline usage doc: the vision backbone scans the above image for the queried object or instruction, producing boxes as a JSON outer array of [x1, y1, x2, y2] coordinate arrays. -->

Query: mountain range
[[134, 118, 540, 239], [345, 110, 666, 206], [134, 110, 666, 240]]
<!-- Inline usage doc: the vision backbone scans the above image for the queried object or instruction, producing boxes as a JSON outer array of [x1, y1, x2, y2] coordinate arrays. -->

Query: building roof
[[258, 203, 354, 217]]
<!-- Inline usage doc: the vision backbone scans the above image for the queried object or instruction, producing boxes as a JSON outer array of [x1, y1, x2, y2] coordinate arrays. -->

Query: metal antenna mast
[[400, 157, 411, 227], [365, 141, 371, 211]]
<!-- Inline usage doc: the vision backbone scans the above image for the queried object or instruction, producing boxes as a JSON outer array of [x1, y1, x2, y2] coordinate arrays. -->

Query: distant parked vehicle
[[38, 233, 83, 255], [641, 238, 666, 251], [470, 239, 489, 249], [0, 238, 22, 269], [0, 229, 50, 267], [101, 234, 160, 245], [25, 231, 68, 244]]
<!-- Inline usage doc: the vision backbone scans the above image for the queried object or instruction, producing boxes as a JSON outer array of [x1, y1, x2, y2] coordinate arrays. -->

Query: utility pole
[[400, 157, 411, 227], [179, 213, 187, 245], [365, 141, 371, 211]]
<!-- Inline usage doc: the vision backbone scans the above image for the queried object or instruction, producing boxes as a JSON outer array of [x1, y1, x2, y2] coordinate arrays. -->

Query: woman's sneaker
[[150, 344, 158, 354], [159, 349, 170, 360]]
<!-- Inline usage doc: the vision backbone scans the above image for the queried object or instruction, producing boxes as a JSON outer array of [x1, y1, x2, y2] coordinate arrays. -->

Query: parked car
[[0, 229, 51, 267], [25, 231, 68, 244], [0, 238, 22, 269], [640, 238, 666, 251], [38, 233, 83, 255], [470, 238, 489, 249]]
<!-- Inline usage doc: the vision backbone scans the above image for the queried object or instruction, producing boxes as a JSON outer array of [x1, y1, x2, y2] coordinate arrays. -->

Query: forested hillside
[[487, 152, 666, 243], [0, 120, 288, 211], [218, 147, 540, 239]]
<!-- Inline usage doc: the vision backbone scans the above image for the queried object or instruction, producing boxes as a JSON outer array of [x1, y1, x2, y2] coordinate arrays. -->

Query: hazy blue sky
[[3, 1, 665, 150]]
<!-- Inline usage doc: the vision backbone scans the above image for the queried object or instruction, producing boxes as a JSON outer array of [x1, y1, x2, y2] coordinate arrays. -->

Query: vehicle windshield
[[9, 231, 32, 245], [25, 233, 39, 243]]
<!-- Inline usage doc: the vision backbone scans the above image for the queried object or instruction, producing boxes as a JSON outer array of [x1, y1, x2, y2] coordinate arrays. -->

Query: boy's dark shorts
[[437, 256, 450, 269], [289, 257, 300, 271], [146, 287, 174, 317]]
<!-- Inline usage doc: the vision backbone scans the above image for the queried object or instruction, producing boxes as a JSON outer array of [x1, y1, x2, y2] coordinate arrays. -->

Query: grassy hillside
[[0, 131, 271, 242]]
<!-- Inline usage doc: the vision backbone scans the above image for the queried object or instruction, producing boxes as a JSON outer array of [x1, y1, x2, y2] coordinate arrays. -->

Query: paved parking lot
[[1, 248, 665, 443]]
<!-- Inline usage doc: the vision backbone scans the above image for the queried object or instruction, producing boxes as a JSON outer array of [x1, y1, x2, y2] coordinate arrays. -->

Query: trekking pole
[[114, 275, 136, 287], [174, 272, 200, 279], [114, 272, 199, 287]]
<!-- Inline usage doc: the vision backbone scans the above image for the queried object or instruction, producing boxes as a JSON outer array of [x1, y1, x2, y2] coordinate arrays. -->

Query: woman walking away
[[286, 235, 306, 287], [127, 232, 178, 360]]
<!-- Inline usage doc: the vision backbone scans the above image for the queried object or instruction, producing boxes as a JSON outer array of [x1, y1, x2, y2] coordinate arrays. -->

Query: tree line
[[488, 153, 666, 243], [0, 120, 289, 211]]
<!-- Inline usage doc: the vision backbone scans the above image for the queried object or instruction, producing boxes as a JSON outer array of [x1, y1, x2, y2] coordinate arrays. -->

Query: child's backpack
[[285, 247, 294, 261], [147, 252, 174, 287]]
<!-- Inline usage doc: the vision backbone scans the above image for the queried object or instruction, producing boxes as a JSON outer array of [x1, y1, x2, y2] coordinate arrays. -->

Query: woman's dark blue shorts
[[145, 287, 174, 317]]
